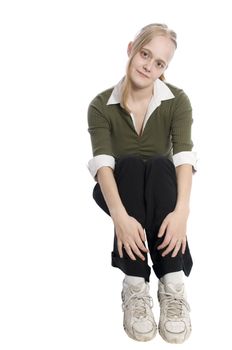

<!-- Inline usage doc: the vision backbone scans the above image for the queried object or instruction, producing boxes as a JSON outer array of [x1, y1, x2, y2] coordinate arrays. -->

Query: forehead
[[142, 35, 176, 62]]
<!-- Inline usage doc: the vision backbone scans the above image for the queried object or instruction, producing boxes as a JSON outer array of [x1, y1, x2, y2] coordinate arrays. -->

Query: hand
[[157, 210, 189, 257], [113, 212, 149, 261]]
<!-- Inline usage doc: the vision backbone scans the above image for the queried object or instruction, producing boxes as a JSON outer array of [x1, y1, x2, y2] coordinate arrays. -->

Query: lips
[[137, 70, 149, 78]]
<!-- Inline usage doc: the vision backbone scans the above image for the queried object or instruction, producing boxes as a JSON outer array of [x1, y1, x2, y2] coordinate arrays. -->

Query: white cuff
[[87, 154, 115, 180], [172, 151, 198, 173]]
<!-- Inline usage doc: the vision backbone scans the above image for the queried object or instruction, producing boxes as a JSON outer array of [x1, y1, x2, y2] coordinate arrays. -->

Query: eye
[[156, 61, 165, 69], [140, 49, 149, 59]]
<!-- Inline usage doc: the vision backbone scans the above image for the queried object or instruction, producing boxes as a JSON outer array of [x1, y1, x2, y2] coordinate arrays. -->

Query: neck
[[128, 82, 154, 103]]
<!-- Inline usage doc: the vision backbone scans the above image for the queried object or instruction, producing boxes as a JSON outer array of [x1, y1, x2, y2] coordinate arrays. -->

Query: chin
[[131, 71, 153, 85], [130, 78, 152, 89]]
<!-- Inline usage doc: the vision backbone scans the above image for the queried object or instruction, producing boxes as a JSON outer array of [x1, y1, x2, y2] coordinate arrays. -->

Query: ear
[[127, 41, 133, 57]]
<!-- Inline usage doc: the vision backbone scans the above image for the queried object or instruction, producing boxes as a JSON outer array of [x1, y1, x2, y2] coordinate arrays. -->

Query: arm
[[96, 166, 127, 219], [157, 164, 193, 257], [157, 90, 195, 257], [175, 164, 193, 215], [96, 166, 148, 260], [87, 101, 148, 260]]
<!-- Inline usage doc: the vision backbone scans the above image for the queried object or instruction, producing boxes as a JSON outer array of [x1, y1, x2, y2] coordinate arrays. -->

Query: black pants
[[93, 155, 193, 282]]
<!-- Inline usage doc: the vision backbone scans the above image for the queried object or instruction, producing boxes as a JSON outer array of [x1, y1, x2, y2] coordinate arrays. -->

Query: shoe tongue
[[165, 283, 184, 294], [131, 282, 145, 292]]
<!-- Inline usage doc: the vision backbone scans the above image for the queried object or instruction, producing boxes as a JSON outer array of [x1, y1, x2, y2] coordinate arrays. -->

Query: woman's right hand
[[112, 212, 149, 261]]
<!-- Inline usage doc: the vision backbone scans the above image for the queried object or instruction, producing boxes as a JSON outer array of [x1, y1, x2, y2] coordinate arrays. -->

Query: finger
[[171, 241, 182, 257], [136, 239, 149, 253], [138, 225, 146, 242], [158, 220, 168, 238], [124, 245, 136, 261], [157, 234, 172, 250], [138, 228, 149, 252], [117, 240, 123, 258], [181, 238, 187, 254], [130, 243, 146, 261], [162, 239, 177, 257]]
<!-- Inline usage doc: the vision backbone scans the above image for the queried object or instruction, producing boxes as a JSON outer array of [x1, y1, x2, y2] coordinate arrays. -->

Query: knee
[[116, 154, 144, 168], [147, 155, 175, 171]]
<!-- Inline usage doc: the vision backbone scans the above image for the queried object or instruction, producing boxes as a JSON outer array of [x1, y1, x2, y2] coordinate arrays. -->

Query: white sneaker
[[158, 281, 191, 343], [121, 279, 157, 341]]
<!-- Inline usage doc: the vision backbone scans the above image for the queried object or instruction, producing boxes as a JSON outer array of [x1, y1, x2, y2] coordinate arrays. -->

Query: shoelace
[[159, 292, 190, 319], [122, 285, 153, 319]]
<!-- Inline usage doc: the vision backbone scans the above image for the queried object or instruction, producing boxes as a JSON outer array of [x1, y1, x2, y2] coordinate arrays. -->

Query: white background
[[0, 0, 231, 349]]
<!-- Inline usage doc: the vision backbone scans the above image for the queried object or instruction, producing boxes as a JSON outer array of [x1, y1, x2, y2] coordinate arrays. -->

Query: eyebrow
[[142, 48, 167, 66]]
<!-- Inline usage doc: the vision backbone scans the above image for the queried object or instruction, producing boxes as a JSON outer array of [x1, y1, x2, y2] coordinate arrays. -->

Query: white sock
[[160, 271, 183, 286], [124, 275, 145, 285]]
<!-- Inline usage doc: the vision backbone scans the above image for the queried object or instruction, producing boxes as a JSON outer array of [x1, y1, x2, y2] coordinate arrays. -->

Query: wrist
[[110, 206, 128, 222], [174, 204, 190, 216]]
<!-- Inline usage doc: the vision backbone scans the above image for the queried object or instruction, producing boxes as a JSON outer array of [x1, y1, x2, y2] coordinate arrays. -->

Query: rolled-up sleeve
[[173, 151, 197, 172], [171, 91, 197, 173], [87, 103, 115, 180], [87, 154, 115, 179]]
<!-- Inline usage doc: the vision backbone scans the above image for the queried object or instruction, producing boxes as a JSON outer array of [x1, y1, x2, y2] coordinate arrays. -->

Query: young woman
[[87, 23, 197, 344]]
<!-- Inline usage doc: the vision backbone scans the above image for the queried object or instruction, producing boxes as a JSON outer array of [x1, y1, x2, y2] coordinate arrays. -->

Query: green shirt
[[88, 80, 194, 165]]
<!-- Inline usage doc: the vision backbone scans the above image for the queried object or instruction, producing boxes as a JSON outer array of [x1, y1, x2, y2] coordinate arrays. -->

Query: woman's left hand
[[157, 209, 189, 257]]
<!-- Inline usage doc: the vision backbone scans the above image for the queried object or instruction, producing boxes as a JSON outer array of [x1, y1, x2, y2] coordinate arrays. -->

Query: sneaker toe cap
[[133, 319, 155, 334], [165, 320, 186, 333]]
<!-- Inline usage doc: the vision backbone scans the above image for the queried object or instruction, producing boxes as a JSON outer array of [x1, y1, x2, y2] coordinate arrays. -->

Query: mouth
[[136, 70, 149, 78]]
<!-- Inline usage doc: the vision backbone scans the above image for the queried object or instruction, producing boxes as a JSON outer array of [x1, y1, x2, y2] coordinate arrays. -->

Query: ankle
[[160, 271, 183, 286], [124, 275, 145, 286]]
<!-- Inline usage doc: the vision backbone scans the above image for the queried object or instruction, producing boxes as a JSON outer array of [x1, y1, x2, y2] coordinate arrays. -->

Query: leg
[[93, 155, 151, 281], [144, 156, 193, 278], [144, 156, 192, 343]]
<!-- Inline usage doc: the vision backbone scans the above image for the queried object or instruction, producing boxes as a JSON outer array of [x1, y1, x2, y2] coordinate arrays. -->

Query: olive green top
[[87, 79, 197, 179]]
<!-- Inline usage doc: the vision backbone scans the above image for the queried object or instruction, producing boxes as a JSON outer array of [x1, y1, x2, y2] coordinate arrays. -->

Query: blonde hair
[[121, 23, 177, 111]]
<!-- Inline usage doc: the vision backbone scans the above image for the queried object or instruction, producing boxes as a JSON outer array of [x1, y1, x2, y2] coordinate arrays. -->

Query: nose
[[143, 62, 152, 72]]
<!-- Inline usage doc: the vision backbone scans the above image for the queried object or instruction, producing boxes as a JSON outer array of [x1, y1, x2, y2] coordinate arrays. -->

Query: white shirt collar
[[106, 77, 175, 107], [106, 77, 175, 134]]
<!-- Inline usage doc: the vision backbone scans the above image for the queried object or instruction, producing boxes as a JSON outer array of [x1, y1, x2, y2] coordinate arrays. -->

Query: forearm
[[175, 164, 193, 215], [96, 166, 127, 221], [96, 166, 148, 260]]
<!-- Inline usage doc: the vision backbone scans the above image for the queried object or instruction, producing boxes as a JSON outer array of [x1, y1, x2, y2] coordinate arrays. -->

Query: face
[[127, 35, 176, 89]]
